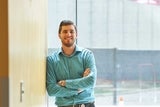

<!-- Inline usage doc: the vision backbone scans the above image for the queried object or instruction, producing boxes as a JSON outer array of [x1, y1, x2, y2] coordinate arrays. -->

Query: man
[[46, 20, 97, 107]]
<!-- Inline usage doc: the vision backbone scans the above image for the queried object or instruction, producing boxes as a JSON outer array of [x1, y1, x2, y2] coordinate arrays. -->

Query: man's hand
[[58, 80, 66, 87], [78, 88, 83, 93], [58, 68, 90, 87], [83, 68, 90, 77]]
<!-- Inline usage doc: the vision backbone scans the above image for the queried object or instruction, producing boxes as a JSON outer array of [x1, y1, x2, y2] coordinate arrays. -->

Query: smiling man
[[46, 20, 97, 107]]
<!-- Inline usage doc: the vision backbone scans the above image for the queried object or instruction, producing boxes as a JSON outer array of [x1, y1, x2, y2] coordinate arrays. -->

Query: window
[[47, 0, 160, 106]]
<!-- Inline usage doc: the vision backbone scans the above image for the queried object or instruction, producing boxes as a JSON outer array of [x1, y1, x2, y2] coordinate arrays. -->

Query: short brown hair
[[58, 20, 77, 34]]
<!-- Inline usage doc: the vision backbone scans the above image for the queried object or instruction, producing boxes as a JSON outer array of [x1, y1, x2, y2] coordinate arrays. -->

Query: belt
[[58, 102, 95, 107]]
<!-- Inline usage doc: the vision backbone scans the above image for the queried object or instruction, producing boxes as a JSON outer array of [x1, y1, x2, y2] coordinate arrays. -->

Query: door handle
[[20, 80, 24, 102]]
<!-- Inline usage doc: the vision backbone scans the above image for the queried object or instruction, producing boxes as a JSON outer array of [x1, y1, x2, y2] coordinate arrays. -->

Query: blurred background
[[48, 0, 160, 106]]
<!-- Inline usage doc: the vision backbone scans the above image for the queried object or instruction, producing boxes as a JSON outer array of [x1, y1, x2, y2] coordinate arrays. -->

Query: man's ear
[[58, 34, 61, 39], [76, 33, 78, 37]]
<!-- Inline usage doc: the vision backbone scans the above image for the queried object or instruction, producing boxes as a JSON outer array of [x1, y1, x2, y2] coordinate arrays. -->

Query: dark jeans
[[58, 102, 95, 107]]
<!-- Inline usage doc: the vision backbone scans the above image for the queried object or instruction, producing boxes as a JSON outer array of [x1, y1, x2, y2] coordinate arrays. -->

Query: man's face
[[59, 25, 77, 47]]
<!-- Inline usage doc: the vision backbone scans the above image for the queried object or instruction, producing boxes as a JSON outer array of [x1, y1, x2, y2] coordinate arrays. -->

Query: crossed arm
[[58, 68, 90, 87], [46, 67, 95, 97], [46, 51, 97, 97]]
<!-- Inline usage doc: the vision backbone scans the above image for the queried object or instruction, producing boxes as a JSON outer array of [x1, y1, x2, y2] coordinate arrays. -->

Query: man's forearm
[[58, 68, 90, 87]]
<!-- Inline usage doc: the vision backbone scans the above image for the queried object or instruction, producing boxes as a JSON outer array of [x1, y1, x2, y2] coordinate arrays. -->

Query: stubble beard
[[62, 39, 76, 47]]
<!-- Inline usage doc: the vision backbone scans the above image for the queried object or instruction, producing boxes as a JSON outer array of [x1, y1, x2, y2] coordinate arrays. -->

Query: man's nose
[[66, 32, 71, 36]]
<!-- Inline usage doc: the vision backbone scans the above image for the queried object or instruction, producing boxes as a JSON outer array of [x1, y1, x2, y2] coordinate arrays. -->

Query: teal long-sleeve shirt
[[46, 45, 97, 106]]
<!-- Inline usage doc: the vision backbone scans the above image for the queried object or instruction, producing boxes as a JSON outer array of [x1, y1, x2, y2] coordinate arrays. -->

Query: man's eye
[[70, 31, 75, 33], [62, 31, 67, 33], [62, 30, 75, 34]]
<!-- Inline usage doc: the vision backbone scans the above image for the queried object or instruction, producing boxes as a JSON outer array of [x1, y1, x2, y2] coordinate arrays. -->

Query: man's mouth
[[65, 37, 72, 40]]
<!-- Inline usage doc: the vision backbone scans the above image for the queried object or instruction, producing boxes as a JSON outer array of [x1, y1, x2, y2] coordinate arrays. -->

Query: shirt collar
[[58, 45, 83, 55]]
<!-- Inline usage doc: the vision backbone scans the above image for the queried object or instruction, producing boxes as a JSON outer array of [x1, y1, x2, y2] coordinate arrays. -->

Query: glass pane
[[47, 0, 160, 106]]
